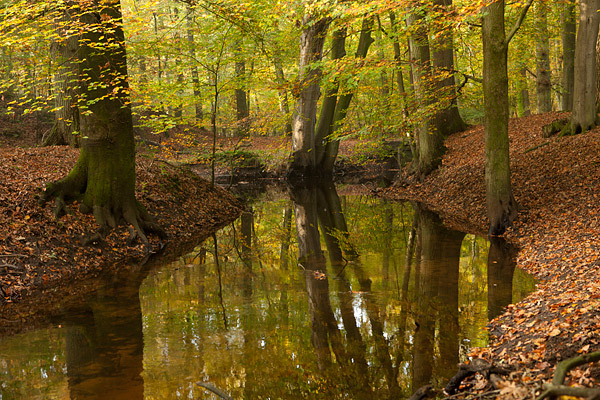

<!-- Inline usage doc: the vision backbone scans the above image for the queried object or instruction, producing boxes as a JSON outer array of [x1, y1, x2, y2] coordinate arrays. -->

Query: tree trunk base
[[40, 160, 165, 253]]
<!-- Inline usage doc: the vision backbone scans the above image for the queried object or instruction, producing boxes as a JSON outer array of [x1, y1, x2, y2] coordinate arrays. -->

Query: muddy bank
[[0, 146, 243, 334], [382, 112, 600, 397]]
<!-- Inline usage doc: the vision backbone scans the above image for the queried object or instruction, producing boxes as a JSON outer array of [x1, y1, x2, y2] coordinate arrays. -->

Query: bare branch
[[505, 0, 534, 46]]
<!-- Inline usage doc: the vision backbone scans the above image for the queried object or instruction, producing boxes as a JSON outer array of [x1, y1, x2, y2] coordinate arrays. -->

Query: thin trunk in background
[[431, 0, 466, 137], [234, 38, 249, 136], [186, 5, 203, 122], [535, 1, 552, 113], [561, 0, 576, 111]]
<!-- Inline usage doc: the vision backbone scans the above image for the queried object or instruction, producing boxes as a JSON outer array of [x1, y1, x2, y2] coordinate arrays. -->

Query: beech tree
[[482, 0, 533, 235], [568, 0, 600, 134], [41, 0, 164, 248], [288, 9, 330, 178]]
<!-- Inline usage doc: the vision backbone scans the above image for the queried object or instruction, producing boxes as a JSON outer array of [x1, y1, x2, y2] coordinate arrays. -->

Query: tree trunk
[[273, 44, 292, 135], [561, 0, 576, 111], [314, 27, 347, 168], [535, 1, 552, 113], [288, 16, 330, 178], [516, 66, 531, 117], [431, 0, 467, 137], [570, 0, 599, 134], [407, 9, 444, 177], [186, 6, 203, 122], [234, 38, 249, 136], [482, 0, 518, 235], [41, 0, 163, 247], [44, 4, 80, 147]]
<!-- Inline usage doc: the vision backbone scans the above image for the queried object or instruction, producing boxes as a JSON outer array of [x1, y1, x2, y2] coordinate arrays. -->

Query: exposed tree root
[[444, 358, 512, 395], [40, 173, 166, 254], [536, 351, 600, 400]]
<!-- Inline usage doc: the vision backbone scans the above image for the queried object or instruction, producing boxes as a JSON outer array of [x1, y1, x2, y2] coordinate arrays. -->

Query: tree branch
[[505, 0, 534, 46]]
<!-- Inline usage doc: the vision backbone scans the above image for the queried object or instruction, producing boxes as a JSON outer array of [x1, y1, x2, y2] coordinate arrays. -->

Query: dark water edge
[[0, 182, 536, 399]]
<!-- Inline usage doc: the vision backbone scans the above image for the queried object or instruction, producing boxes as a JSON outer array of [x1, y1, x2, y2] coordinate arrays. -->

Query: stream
[[0, 183, 536, 399]]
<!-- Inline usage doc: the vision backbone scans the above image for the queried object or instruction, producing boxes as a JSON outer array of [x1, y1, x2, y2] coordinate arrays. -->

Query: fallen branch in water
[[195, 381, 234, 400]]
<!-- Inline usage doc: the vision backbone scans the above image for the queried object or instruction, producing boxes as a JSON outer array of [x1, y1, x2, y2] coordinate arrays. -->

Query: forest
[[1, 0, 600, 399]]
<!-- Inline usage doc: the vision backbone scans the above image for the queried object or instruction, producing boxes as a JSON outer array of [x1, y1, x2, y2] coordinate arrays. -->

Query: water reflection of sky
[[0, 186, 536, 399]]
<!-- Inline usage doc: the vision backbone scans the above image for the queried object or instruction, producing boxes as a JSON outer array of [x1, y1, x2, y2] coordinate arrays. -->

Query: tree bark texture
[[561, 0, 576, 111], [289, 16, 330, 178], [535, 1, 552, 113], [482, 0, 518, 235], [431, 0, 466, 137], [570, 0, 599, 134], [44, 3, 80, 147]]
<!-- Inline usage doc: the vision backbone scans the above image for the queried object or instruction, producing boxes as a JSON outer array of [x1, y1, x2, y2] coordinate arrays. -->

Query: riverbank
[[383, 112, 600, 398], [0, 146, 243, 332]]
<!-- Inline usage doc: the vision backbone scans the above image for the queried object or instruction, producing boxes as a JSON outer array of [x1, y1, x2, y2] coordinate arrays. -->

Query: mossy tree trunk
[[569, 0, 599, 134], [41, 0, 163, 248], [482, 0, 532, 235]]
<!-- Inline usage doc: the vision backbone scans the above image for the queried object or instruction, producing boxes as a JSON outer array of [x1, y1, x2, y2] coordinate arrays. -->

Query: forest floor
[[383, 112, 600, 399]]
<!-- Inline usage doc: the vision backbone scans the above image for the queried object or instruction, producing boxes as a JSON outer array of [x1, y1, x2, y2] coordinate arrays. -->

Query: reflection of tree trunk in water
[[360, 278, 402, 398], [64, 277, 144, 399], [291, 186, 323, 264], [487, 237, 516, 320], [239, 217, 256, 400], [397, 210, 418, 370], [412, 205, 464, 390], [381, 199, 394, 285], [279, 205, 293, 270], [316, 181, 357, 260], [291, 184, 345, 371], [279, 205, 293, 325], [316, 182, 371, 398], [240, 208, 253, 299], [213, 233, 228, 330]]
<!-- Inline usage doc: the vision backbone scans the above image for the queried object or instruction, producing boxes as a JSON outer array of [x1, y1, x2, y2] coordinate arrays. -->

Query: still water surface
[[0, 184, 535, 399]]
